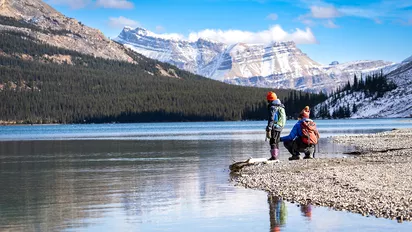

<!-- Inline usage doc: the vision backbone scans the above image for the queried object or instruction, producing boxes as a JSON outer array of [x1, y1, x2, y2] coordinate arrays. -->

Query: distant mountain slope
[[0, 0, 132, 61], [402, 55, 412, 64], [314, 57, 412, 118], [115, 27, 394, 92], [0, 20, 326, 124]]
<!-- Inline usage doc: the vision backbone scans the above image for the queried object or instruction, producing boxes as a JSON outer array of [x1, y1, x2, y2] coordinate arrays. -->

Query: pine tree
[[352, 104, 358, 114], [353, 74, 358, 91]]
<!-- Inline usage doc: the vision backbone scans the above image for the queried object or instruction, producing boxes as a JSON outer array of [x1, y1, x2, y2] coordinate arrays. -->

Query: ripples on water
[[0, 119, 411, 231]]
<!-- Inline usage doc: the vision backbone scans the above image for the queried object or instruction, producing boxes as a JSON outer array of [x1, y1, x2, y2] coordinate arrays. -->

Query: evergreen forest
[[0, 18, 327, 124], [317, 72, 397, 119]]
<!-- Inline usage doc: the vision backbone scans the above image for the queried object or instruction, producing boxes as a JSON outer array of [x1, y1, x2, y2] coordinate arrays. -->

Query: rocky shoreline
[[231, 128, 412, 222]]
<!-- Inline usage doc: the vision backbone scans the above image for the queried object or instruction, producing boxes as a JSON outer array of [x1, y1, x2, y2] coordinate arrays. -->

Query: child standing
[[266, 91, 286, 160]]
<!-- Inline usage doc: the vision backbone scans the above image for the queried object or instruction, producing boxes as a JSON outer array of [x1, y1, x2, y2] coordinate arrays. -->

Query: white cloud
[[297, 14, 317, 26], [323, 20, 338, 28], [96, 0, 134, 9], [301, 19, 316, 26], [154, 33, 185, 41], [297, 4, 342, 28], [298, 0, 411, 25], [267, 13, 278, 20], [187, 25, 317, 45], [338, 7, 379, 19], [374, 18, 383, 24], [156, 25, 165, 32], [142, 30, 185, 41], [108, 16, 140, 28], [310, 5, 341, 18], [47, 0, 91, 9]]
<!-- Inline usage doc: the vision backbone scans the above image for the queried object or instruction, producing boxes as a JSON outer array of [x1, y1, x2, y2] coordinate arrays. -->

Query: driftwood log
[[229, 158, 279, 172]]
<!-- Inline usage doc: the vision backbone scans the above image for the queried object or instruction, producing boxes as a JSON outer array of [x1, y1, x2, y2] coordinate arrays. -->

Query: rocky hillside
[[115, 26, 394, 92], [314, 56, 412, 118], [0, 0, 132, 61]]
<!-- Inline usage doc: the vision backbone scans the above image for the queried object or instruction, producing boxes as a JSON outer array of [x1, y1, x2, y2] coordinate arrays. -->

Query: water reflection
[[268, 195, 287, 232], [267, 194, 314, 232], [0, 139, 273, 231], [300, 204, 312, 221], [1, 120, 412, 231], [0, 119, 406, 141]]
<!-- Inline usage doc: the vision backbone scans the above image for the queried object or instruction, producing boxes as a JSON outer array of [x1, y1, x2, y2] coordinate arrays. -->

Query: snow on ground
[[315, 60, 412, 118]]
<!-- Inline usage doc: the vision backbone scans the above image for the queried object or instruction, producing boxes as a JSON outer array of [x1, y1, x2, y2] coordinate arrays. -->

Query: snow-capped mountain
[[115, 27, 227, 79], [115, 27, 323, 83], [228, 59, 395, 92], [114, 27, 394, 92], [314, 56, 412, 118]]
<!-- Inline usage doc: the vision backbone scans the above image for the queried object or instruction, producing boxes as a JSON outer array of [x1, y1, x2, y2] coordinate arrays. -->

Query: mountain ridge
[[115, 26, 394, 92], [314, 57, 412, 118]]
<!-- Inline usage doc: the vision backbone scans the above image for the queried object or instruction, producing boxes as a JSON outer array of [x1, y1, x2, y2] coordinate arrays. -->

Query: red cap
[[299, 106, 310, 119]]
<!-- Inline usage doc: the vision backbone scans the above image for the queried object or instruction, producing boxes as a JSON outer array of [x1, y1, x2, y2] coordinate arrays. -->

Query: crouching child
[[280, 106, 320, 160]]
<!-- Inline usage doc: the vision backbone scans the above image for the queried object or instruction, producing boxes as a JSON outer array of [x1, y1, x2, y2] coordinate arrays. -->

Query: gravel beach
[[231, 128, 412, 222]]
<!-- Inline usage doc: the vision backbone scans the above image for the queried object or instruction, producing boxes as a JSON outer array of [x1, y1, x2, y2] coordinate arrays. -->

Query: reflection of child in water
[[300, 204, 312, 220], [268, 194, 287, 232]]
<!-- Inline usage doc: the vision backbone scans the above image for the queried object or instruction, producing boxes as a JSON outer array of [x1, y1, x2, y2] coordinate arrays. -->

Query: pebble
[[231, 128, 412, 222]]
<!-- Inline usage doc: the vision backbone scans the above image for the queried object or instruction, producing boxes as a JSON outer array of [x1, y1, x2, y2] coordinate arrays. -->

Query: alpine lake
[[1, 119, 412, 232]]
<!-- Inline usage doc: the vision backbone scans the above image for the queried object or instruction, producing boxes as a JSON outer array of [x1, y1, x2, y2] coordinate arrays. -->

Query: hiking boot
[[288, 156, 300, 161], [303, 153, 313, 159], [268, 149, 279, 161]]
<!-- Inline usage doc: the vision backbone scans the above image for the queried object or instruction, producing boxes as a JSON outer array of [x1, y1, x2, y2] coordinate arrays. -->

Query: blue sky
[[47, 0, 412, 65]]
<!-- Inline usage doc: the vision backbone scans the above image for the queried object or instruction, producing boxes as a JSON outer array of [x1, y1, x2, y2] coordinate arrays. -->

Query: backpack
[[271, 106, 286, 129], [300, 120, 319, 145]]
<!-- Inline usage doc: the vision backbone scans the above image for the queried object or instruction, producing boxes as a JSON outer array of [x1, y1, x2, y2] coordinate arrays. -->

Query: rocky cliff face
[[0, 0, 60, 18], [115, 27, 394, 92], [115, 27, 323, 83], [0, 0, 132, 62], [116, 27, 227, 77]]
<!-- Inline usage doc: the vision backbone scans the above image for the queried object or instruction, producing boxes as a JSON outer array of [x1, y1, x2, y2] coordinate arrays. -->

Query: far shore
[[1, 117, 411, 126], [0, 122, 61, 126], [231, 128, 412, 222]]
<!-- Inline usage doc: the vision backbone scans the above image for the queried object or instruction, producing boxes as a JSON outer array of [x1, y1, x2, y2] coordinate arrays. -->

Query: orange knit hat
[[266, 91, 277, 101]]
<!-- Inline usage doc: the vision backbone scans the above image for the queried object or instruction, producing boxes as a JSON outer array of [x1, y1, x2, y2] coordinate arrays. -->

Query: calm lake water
[[1, 119, 412, 232]]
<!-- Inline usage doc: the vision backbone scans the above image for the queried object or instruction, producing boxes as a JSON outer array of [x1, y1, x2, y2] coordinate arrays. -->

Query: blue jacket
[[281, 118, 312, 142]]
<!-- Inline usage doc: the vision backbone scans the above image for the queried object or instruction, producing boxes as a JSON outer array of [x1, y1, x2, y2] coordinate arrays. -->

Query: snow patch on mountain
[[123, 26, 184, 41], [315, 58, 412, 118], [115, 26, 395, 92]]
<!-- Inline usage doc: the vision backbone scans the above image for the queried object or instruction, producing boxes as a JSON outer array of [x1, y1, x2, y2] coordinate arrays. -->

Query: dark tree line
[[0, 29, 326, 124], [317, 72, 397, 119], [0, 15, 80, 37], [344, 72, 397, 98]]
